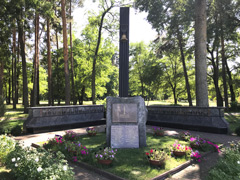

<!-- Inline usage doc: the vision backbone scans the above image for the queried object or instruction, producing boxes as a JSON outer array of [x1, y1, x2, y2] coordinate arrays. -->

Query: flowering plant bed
[[86, 127, 97, 136], [39, 131, 219, 180], [178, 131, 191, 141], [146, 149, 168, 166], [152, 126, 164, 136]]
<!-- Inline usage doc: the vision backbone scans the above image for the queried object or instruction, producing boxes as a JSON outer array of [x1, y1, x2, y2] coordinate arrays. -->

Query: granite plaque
[[111, 125, 139, 148], [112, 104, 137, 122]]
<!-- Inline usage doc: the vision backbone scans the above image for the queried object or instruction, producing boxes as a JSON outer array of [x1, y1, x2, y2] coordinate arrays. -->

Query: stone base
[[106, 96, 147, 148], [147, 106, 228, 134], [24, 105, 105, 133]]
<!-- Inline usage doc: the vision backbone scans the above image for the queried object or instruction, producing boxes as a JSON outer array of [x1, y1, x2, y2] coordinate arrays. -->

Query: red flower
[[146, 152, 149, 156], [150, 149, 153, 153]]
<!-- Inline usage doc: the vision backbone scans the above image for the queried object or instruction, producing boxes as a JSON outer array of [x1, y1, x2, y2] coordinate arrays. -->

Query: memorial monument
[[106, 96, 147, 148], [106, 7, 147, 148]]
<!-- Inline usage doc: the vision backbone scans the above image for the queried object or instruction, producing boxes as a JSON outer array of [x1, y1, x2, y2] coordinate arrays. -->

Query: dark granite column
[[119, 7, 129, 97]]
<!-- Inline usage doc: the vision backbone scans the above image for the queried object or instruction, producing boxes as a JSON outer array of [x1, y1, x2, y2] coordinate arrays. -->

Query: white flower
[[63, 165, 68, 171], [12, 158, 16, 162], [15, 163, 18, 167], [237, 161, 240, 164], [17, 157, 20, 161], [35, 157, 39, 162], [37, 167, 42, 172]]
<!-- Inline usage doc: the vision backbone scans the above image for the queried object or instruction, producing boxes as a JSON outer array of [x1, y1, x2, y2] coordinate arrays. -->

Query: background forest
[[0, 0, 240, 113]]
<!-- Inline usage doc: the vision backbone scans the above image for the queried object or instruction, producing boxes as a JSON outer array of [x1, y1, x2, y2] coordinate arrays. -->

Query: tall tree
[[69, 0, 76, 105], [195, 0, 208, 107], [135, 0, 194, 106], [12, 25, 17, 109], [47, 15, 52, 106], [16, 4, 29, 113], [33, 12, 40, 107], [91, 0, 115, 104], [61, 0, 71, 105]]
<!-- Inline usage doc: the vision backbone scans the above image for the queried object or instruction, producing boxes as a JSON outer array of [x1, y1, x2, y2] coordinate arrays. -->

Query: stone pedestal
[[147, 106, 228, 134], [24, 105, 105, 133], [106, 96, 147, 148]]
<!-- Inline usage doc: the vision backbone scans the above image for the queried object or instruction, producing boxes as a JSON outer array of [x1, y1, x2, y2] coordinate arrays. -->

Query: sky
[[72, 1, 158, 44]]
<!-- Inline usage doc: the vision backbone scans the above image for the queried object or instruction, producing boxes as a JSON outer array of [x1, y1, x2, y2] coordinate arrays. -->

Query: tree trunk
[[220, 16, 229, 110], [208, 47, 223, 106], [225, 60, 235, 103], [33, 13, 39, 107], [92, 8, 112, 104], [173, 87, 177, 105], [69, 0, 76, 105], [177, 30, 193, 106], [12, 26, 16, 109], [195, 0, 208, 107], [47, 18, 52, 106], [0, 60, 3, 96], [8, 69, 11, 104], [16, 35, 20, 104], [17, 9, 29, 113], [55, 30, 61, 105], [80, 86, 85, 105], [61, 0, 71, 105]]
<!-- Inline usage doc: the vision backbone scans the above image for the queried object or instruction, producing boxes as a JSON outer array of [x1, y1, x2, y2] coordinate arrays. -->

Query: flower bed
[[41, 131, 215, 180]]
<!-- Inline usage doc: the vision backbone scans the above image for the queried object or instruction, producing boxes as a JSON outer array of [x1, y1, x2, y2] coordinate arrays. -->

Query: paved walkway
[[15, 125, 240, 180]]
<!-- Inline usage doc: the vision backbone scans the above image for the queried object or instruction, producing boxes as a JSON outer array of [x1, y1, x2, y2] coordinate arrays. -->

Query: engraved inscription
[[33, 106, 104, 117], [147, 107, 209, 116], [112, 104, 137, 122], [111, 125, 139, 148]]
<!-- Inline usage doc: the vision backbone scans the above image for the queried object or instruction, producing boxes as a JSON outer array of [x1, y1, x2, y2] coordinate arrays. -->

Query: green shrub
[[0, 95, 5, 117], [230, 101, 240, 112], [6, 144, 74, 180], [235, 126, 240, 136], [207, 142, 240, 180], [0, 135, 16, 164], [10, 125, 22, 136], [0, 127, 11, 135]]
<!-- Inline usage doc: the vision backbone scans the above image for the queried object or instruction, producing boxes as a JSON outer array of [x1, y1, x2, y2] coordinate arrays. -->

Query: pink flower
[[190, 137, 196, 141], [150, 149, 153, 153]]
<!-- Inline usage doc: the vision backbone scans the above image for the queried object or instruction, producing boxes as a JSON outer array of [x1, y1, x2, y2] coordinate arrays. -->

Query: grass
[[56, 133, 193, 180], [224, 113, 240, 134]]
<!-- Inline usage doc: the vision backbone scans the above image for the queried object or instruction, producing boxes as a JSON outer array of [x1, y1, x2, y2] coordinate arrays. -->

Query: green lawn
[[224, 113, 240, 134], [65, 133, 194, 180]]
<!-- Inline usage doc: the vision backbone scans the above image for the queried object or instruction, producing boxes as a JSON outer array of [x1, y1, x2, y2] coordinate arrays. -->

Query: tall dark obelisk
[[119, 7, 129, 97]]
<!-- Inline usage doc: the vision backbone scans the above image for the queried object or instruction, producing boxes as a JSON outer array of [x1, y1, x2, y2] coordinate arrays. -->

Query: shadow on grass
[[225, 113, 240, 133]]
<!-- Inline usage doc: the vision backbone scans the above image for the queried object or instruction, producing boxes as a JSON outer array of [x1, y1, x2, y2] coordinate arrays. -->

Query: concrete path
[[14, 125, 240, 180]]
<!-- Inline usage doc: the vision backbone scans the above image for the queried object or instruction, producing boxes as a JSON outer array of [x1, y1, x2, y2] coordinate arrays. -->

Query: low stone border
[[72, 161, 126, 180], [31, 144, 216, 180]]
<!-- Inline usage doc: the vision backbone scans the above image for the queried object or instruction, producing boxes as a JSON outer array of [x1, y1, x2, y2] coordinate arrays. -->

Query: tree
[[61, 0, 71, 105], [195, 0, 208, 107], [15, 2, 29, 113], [32, 11, 40, 107], [135, 0, 194, 106], [91, 0, 116, 104]]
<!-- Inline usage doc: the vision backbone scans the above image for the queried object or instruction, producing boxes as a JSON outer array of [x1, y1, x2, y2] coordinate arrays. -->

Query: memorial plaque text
[[111, 125, 139, 148], [112, 104, 137, 122]]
